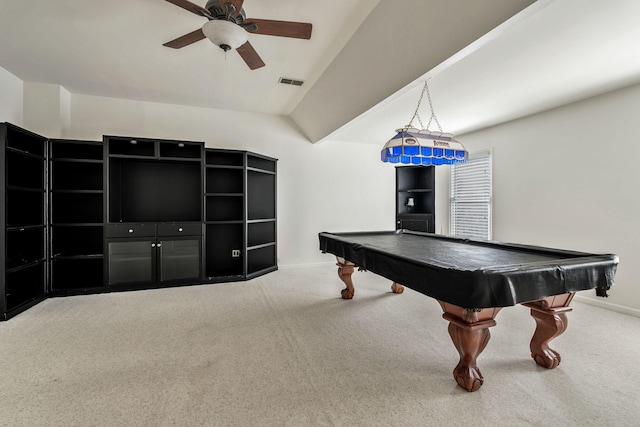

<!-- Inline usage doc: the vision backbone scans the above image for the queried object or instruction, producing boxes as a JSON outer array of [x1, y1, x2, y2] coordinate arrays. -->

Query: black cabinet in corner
[[396, 166, 435, 233]]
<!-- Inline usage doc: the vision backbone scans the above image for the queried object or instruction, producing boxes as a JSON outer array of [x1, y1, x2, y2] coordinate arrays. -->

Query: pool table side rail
[[318, 231, 618, 308]]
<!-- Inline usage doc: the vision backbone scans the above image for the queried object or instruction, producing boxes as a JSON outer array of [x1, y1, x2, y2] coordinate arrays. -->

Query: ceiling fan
[[163, 0, 313, 70]]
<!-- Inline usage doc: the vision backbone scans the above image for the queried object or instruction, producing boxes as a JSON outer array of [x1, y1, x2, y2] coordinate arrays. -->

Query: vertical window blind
[[450, 150, 492, 240]]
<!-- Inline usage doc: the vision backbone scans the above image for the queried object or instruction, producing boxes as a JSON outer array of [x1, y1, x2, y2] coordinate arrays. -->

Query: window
[[450, 150, 492, 240]]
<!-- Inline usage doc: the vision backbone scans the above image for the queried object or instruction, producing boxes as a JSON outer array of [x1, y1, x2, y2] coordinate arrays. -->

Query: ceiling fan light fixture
[[202, 20, 248, 51]]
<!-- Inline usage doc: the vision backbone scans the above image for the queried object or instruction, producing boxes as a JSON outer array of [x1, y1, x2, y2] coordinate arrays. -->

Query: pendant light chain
[[407, 81, 443, 133], [408, 82, 426, 128], [425, 81, 443, 132]]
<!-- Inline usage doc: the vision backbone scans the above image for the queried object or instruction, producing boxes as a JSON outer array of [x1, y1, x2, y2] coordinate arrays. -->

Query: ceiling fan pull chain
[[224, 3, 236, 20]]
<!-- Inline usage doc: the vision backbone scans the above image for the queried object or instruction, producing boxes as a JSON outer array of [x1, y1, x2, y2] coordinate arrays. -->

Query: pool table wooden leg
[[438, 302, 502, 392], [391, 282, 405, 294], [336, 258, 356, 299], [522, 293, 574, 369]]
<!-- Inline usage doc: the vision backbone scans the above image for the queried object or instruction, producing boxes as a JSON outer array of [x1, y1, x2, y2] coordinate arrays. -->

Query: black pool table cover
[[318, 230, 618, 308]]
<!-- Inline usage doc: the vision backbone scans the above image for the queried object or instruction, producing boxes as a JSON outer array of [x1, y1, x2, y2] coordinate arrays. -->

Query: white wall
[[5, 74, 638, 315], [68, 93, 396, 267], [0, 66, 23, 125], [23, 82, 70, 137], [447, 82, 640, 315]]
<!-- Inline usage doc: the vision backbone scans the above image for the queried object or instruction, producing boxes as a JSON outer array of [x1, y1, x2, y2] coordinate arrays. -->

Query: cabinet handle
[[151, 243, 156, 248], [157, 243, 162, 248], [128, 229, 134, 234], [178, 227, 183, 232]]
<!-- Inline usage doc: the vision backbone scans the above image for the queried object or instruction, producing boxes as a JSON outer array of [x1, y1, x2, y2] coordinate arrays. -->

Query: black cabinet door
[[107, 235, 201, 286], [107, 239, 156, 286], [398, 218, 431, 233], [158, 237, 201, 283]]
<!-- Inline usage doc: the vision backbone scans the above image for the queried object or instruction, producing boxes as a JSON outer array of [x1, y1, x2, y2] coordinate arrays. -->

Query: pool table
[[318, 230, 618, 392]]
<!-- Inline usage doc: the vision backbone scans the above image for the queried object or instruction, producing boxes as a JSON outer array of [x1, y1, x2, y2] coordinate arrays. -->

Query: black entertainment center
[[1, 122, 278, 320]]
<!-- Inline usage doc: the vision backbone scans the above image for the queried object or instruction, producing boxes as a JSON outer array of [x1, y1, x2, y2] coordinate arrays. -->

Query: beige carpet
[[1, 265, 639, 426]]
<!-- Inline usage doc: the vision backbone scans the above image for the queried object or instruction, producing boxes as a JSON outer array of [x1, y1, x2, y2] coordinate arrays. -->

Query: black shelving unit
[[246, 153, 277, 278], [396, 165, 435, 233], [49, 139, 105, 293], [1, 123, 279, 320], [204, 150, 245, 281], [203, 150, 277, 281], [1, 123, 48, 320]]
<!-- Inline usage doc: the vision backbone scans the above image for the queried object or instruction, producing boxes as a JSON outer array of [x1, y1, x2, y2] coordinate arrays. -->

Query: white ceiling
[[0, 0, 378, 114], [332, 0, 640, 143], [1, 0, 640, 144]]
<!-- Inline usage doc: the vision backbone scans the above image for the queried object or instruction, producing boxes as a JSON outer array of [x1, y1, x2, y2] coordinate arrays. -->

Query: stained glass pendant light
[[381, 81, 468, 165]]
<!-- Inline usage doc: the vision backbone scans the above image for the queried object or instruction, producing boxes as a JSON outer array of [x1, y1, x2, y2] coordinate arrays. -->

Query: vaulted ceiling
[[1, 0, 639, 145]]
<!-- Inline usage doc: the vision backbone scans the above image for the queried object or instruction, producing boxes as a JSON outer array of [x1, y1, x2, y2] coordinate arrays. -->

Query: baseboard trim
[[574, 294, 640, 318]]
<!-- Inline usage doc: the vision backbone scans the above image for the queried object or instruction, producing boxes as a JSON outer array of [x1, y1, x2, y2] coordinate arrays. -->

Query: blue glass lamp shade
[[381, 127, 468, 165]]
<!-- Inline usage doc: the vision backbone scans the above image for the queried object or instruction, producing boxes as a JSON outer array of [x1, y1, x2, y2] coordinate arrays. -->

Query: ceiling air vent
[[279, 77, 304, 86]]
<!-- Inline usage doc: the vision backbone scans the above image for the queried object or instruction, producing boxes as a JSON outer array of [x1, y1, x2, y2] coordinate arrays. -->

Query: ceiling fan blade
[[163, 29, 206, 49], [164, 0, 210, 17], [243, 19, 312, 39], [236, 41, 265, 70]]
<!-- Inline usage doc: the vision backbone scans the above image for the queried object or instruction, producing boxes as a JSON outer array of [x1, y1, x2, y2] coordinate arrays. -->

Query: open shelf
[[247, 244, 276, 275], [6, 227, 45, 270], [247, 155, 277, 173], [51, 225, 104, 256], [6, 189, 45, 227], [7, 150, 45, 189], [397, 191, 435, 215], [51, 192, 103, 224], [206, 195, 243, 222], [248, 220, 276, 248], [109, 158, 202, 223], [5, 262, 46, 312], [50, 140, 103, 160], [206, 167, 243, 194], [397, 166, 435, 192], [247, 171, 275, 220], [51, 160, 103, 190], [51, 257, 104, 290], [108, 137, 155, 157], [6, 126, 46, 157], [206, 150, 244, 167], [159, 141, 202, 159]]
